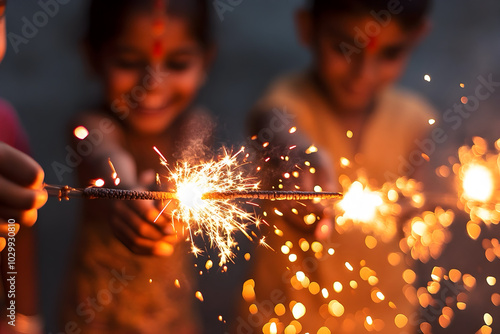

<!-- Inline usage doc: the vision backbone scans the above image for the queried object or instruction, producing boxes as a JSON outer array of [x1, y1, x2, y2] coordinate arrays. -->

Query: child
[[0, 2, 46, 249], [0, 4, 45, 332], [239, 1, 436, 333], [61, 0, 214, 333]]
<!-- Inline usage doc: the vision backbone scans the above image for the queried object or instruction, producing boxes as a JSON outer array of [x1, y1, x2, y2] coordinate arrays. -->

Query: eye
[[166, 59, 192, 72], [113, 58, 147, 70]]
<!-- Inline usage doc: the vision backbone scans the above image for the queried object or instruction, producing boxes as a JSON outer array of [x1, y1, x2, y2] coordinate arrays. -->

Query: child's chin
[[128, 118, 171, 135]]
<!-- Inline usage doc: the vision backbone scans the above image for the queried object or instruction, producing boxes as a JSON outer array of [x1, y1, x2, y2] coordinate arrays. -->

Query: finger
[[128, 199, 167, 225], [0, 142, 45, 188], [0, 221, 20, 238], [0, 176, 47, 210], [0, 205, 38, 227], [0, 237, 5, 252], [114, 202, 165, 240], [110, 215, 173, 256]]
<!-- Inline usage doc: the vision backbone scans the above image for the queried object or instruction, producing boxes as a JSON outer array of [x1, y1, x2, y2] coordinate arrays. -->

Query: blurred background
[[0, 0, 499, 333]]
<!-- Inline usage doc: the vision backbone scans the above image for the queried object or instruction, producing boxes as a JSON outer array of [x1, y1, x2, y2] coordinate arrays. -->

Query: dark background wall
[[0, 0, 499, 333]]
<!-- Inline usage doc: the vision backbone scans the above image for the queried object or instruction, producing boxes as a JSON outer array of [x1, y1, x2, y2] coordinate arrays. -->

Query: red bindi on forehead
[[151, 0, 166, 58], [367, 36, 378, 52]]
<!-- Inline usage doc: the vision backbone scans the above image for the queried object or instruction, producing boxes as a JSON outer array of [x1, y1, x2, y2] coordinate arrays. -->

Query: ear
[[295, 8, 314, 48]]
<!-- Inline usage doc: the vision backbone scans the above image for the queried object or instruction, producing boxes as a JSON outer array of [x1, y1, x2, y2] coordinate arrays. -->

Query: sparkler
[[47, 145, 341, 265], [45, 185, 342, 202], [453, 137, 500, 228]]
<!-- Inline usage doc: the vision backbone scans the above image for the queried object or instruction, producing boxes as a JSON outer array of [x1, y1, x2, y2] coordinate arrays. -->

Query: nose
[[138, 63, 172, 108], [351, 53, 378, 85], [140, 62, 169, 93]]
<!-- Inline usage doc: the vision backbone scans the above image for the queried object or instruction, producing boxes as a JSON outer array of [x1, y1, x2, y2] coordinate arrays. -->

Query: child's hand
[[109, 198, 177, 256], [0, 143, 47, 251]]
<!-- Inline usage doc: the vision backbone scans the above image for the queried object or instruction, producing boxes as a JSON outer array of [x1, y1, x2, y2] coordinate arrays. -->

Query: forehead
[[317, 13, 410, 47], [112, 12, 198, 51]]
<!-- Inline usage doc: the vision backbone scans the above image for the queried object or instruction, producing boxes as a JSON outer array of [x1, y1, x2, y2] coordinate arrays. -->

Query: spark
[[73, 126, 89, 140], [154, 146, 260, 265], [456, 137, 500, 226]]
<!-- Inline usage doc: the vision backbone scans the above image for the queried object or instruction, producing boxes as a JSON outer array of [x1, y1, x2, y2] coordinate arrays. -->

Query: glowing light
[[281, 245, 290, 254], [345, 262, 354, 271], [305, 145, 318, 154], [292, 302, 306, 319], [328, 300, 344, 317], [402, 207, 454, 263], [424, 74, 431, 82], [340, 157, 350, 167], [93, 179, 105, 187], [395, 314, 408, 328], [484, 313, 493, 326], [155, 147, 262, 265], [461, 96, 468, 104], [270, 322, 277, 334], [428, 118, 436, 125], [456, 138, 500, 226], [242, 279, 255, 302], [346, 130, 353, 138], [462, 164, 494, 202], [195, 291, 204, 302], [304, 213, 316, 225], [73, 126, 89, 140], [338, 181, 383, 223], [486, 276, 496, 286], [333, 281, 343, 293]]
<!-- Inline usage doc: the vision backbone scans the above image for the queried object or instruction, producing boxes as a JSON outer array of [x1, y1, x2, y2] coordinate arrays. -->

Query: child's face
[[310, 14, 418, 113], [99, 13, 209, 134]]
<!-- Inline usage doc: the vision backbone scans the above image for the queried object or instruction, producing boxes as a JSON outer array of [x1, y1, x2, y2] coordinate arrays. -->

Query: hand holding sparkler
[[109, 195, 177, 256], [0, 143, 47, 250], [106, 169, 179, 257]]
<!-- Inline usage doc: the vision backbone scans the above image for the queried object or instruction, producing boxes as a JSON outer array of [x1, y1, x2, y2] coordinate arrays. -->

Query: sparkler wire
[[44, 185, 342, 201]]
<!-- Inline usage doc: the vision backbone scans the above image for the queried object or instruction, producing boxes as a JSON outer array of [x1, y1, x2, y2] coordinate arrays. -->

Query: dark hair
[[310, 0, 432, 31], [87, 0, 212, 54]]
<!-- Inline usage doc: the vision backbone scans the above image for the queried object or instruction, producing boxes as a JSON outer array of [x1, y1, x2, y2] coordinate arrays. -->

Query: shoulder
[[0, 98, 30, 153], [0, 98, 20, 131], [255, 72, 308, 110], [248, 72, 310, 129]]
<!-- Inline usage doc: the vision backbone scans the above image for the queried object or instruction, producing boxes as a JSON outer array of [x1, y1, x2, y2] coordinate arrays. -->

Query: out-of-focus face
[[99, 13, 209, 135], [310, 13, 418, 114], [0, 0, 7, 62]]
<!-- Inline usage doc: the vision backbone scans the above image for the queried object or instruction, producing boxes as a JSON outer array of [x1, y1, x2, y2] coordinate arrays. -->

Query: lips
[[135, 99, 176, 115]]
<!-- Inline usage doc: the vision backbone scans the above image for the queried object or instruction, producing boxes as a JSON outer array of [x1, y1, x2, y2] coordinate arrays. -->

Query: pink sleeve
[[0, 99, 30, 154]]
